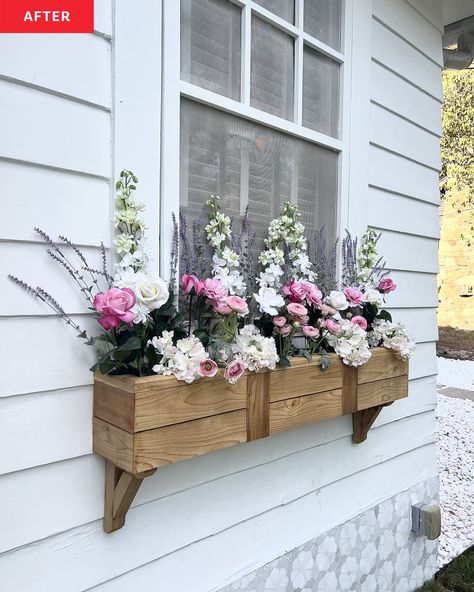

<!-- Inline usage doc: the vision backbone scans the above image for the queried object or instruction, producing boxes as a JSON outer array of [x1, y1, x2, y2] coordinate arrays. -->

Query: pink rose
[[301, 281, 323, 306], [272, 316, 287, 327], [203, 278, 228, 304], [343, 286, 364, 306], [224, 359, 246, 383], [351, 315, 368, 330], [94, 287, 136, 330], [182, 274, 204, 295], [378, 278, 397, 294], [303, 325, 319, 338], [319, 303, 337, 316], [213, 301, 232, 315], [325, 319, 341, 334], [198, 359, 218, 378], [287, 302, 308, 317], [283, 280, 306, 303], [226, 295, 249, 315]]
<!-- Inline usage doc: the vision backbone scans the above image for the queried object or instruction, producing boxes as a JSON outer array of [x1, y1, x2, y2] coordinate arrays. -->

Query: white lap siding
[[0, 1, 442, 590]]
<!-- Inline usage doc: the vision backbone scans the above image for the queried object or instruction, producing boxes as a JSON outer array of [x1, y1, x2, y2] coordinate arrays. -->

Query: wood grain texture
[[133, 410, 247, 473], [94, 380, 135, 432], [352, 405, 386, 444], [357, 375, 409, 411], [93, 418, 134, 473], [134, 378, 247, 431], [269, 389, 343, 435], [342, 365, 358, 414], [246, 373, 269, 441], [268, 355, 342, 402], [358, 348, 408, 384]]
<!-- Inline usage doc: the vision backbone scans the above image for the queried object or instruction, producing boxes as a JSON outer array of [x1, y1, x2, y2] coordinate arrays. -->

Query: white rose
[[326, 290, 349, 311], [135, 274, 169, 311], [254, 287, 285, 316], [364, 289, 383, 307]]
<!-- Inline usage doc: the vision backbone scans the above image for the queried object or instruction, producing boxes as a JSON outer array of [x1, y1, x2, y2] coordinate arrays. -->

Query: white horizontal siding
[[0, 386, 92, 475], [0, 443, 437, 592], [385, 271, 438, 308], [373, 0, 443, 66], [0, 35, 111, 107], [0, 161, 110, 246], [2, 242, 104, 316], [0, 81, 110, 177], [405, 0, 444, 31], [372, 20, 442, 100], [369, 102, 441, 170], [94, 0, 113, 37], [375, 230, 439, 273]]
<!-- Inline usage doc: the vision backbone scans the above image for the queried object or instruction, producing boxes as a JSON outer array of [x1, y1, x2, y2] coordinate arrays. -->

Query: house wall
[[0, 1, 442, 591]]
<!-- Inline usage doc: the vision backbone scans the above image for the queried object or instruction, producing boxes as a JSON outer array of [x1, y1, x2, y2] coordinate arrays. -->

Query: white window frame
[[157, 0, 371, 276]]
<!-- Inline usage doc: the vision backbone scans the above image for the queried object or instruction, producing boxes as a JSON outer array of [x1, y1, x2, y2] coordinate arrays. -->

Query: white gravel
[[436, 356, 474, 567], [437, 357, 474, 391]]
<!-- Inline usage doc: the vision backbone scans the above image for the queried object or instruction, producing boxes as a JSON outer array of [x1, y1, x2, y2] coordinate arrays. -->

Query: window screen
[[180, 99, 338, 250], [304, 0, 342, 50], [180, 0, 241, 100], [253, 0, 295, 24], [303, 46, 340, 137], [250, 17, 294, 121]]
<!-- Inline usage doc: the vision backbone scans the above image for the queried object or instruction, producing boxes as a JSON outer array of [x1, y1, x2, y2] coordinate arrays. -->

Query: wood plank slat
[[246, 373, 270, 441], [357, 375, 409, 411], [358, 348, 408, 384], [269, 389, 343, 435]]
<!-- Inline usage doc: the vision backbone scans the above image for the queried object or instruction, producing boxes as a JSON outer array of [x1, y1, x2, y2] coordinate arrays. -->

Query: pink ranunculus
[[317, 318, 327, 328], [198, 358, 219, 378], [203, 278, 228, 304], [226, 295, 249, 316], [224, 359, 246, 383], [94, 287, 136, 330], [283, 280, 306, 303], [182, 274, 204, 295], [319, 303, 337, 316], [378, 278, 397, 294], [287, 302, 308, 317], [301, 281, 323, 306], [299, 315, 309, 326], [343, 286, 364, 306], [303, 325, 319, 338], [351, 315, 368, 330], [280, 324, 292, 336], [272, 315, 287, 328], [213, 301, 232, 315], [325, 319, 341, 334]]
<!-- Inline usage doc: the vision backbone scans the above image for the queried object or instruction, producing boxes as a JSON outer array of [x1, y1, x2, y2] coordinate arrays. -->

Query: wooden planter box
[[93, 347, 408, 532]]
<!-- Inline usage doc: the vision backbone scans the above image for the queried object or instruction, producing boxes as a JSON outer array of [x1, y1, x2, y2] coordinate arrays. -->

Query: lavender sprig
[[58, 234, 102, 293], [100, 242, 112, 287], [169, 212, 179, 291]]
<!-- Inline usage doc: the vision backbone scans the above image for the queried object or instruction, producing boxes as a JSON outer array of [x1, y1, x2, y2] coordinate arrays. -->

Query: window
[[162, 0, 347, 267]]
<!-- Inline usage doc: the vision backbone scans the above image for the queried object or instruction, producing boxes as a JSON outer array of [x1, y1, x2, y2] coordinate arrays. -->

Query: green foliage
[[441, 70, 474, 243], [416, 546, 474, 592]]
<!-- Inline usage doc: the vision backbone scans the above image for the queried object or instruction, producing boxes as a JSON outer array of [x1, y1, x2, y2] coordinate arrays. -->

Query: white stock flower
[[254, 287, 285, 316], [326, 290, 349, 311]]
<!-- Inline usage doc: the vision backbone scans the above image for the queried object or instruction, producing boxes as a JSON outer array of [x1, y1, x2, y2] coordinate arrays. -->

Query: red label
[[0, 0, 94, 33]]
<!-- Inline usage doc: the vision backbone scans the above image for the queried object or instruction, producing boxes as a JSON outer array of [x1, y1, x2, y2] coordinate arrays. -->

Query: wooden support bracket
[[104, 460, 156, 533], [352, 402, 394, 444]]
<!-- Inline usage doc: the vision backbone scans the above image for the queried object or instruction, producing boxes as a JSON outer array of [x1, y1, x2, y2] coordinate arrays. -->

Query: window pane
[[303, 46, 340, 137], [180, 99, 338, 259], [304, 0, 342, 50], [253, 0, 295, 24], [180, 0, 241, 100], [251, 17, 294, 121]]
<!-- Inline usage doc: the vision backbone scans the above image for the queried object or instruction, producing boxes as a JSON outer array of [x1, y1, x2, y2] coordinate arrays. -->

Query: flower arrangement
[[9, 170, 415, 384]]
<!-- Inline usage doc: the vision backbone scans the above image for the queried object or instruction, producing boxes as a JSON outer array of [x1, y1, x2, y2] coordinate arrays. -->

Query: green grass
[[417, 546, 474, 592]]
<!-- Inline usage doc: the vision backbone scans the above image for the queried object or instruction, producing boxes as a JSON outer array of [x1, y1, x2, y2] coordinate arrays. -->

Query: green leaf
[[278, 355, 291, 367], [377, 309, 393, 322], [317, 354, 331, 371], [117, 336, 142, 351], [302, 350, 312, 362]]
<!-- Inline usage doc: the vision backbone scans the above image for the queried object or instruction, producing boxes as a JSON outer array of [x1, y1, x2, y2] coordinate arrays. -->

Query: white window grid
[[160, 0, 354, 273]]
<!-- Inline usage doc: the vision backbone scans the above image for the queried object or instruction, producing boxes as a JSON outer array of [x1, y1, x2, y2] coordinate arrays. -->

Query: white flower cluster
[[257, 202, 316, 290], [232, 324, 279, 371], [114, 172, 169, 323], [150, 331, 208, 383], [356, 228, 379, 285], [370, 319, 416, 359], [327, 319, 372, 367], [206, 196, 246, 296]]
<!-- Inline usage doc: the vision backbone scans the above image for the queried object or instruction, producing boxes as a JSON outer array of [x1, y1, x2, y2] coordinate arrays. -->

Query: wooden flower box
[[93, 347, 408, 532]]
